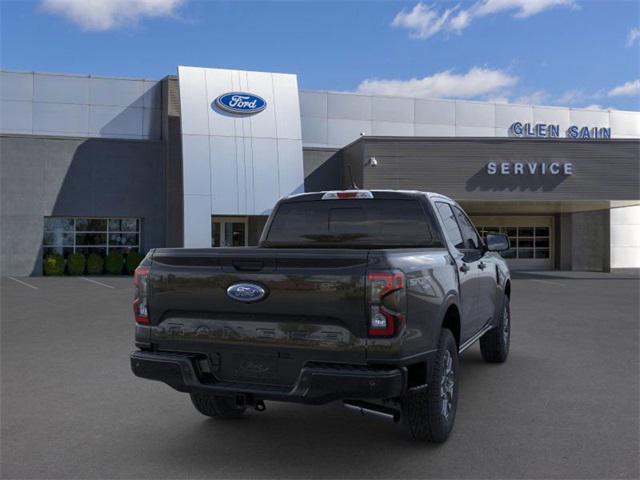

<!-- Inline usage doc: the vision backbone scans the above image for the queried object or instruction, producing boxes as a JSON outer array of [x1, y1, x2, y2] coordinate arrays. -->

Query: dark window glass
[[43, 216, 140, 264], [44, 217, 74, 232], [265, 199, 441, 248], [518, 249, 534, 259], [212, 222, 221, 247], [535, 249, 550, 258], [535, 227, 549, 237], [109, 219, 138, 232], [453, 206, 481, 250], [535, 238, 549, 248], [76, 219, 107, 231], [501, 249, 516, 259], [518, 227, 534, 237], [76, 233, 107, 245], [502, 227, 517, 237], [225, 222, 246, 247], [436, 203, 464, 249], [43, 231, 74, 246], [518, 238, 534, 248], [109, 233, 139, 246]]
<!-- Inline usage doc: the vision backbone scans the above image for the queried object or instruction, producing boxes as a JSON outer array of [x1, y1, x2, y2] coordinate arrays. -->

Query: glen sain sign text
[[510, 122, 611, 139]]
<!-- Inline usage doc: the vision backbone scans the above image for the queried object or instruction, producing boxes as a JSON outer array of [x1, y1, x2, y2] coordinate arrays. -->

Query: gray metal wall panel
[[0, 135, 166, 275], [178, 66, 304, 247], [0, 70, 162, 140], [571, 210, 610, 271], [300, 89, 640, 147], [303, 148, 341, 192], [348, 138, 640, 201], [1, 71, 33, 101]]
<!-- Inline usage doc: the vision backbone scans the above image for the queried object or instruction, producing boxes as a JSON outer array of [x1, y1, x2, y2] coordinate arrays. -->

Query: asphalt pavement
[[1, 271, 639, 479]]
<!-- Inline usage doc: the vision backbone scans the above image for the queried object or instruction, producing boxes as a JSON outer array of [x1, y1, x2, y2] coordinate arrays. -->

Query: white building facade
[[1, 66, 638, 274]]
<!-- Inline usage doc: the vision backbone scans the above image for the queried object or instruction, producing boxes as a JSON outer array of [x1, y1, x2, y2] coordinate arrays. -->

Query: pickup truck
[[131, 190, 512, 442]]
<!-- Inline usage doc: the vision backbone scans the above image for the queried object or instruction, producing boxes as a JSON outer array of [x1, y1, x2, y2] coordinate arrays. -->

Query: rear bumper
[[130, 351, 406, 405]]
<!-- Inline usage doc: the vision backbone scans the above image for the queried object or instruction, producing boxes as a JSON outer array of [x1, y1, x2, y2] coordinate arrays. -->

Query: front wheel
[[401, 328, 459, 443], [480, 295, 510, 363]]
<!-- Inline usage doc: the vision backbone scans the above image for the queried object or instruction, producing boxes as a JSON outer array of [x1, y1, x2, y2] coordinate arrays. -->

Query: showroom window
[[43, 217, 141, 257], [475, 226, 550, 259]]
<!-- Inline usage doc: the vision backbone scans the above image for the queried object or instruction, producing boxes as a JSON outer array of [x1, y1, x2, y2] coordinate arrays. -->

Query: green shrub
[[43, 253, 65, 276], [67, 252, 86, 275], [105, 251, 124, 275], [125, 251, 144, 275], [86, 253, 104, 275]]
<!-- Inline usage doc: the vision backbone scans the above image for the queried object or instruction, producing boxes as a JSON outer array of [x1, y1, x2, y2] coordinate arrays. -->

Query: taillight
[[133, 266, 151, 324], [367, 271, 405, 337]]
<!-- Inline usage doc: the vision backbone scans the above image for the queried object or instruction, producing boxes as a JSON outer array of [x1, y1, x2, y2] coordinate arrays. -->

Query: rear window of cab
[[263, 199, 443, 248]]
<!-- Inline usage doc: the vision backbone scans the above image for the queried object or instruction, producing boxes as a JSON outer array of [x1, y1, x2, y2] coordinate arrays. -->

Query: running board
[[458, 323, 494, 353]]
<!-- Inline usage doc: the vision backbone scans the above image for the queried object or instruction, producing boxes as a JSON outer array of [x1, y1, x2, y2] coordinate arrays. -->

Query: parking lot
[[1, 271, 638, 479]]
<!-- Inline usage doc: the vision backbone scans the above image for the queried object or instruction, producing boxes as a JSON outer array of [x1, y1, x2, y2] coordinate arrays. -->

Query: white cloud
[[627, 28, 640, 47], [515, 90, 548, 105], [470, 0, 577, 19], [392, 0, 576, 39], [356, 67, 518, 99], [391, 3, 457, 39], [40, 0, 184, 31], [556, 89, 587, 105], [583, 104, 605, 110], [608, 79, 640, 97]]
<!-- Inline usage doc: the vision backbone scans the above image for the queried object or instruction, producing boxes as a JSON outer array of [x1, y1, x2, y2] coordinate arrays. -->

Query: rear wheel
[[480, 295, 510, 363], [401, 328, 458, 443], [190, 393, 246, 419]]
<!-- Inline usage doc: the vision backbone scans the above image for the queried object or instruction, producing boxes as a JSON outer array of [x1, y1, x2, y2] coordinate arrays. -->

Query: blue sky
[[1, 0, 639, 110]]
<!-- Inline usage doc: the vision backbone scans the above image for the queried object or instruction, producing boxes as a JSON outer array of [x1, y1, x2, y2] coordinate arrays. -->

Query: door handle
[[478, 261, 487, 270], [460, 263, 470, 273]]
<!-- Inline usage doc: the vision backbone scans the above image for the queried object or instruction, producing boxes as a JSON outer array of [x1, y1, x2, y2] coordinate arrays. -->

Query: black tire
[[401, 328, 458, 443], [480, 295, 510, 363], [189, 393, 246, 419]]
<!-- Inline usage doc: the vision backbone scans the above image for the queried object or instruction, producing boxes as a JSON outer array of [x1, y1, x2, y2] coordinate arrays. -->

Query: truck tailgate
[[147, 248, 369, 387]]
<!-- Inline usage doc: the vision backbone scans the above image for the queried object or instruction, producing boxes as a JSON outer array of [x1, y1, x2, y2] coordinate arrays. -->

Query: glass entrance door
[[211, 217, 248, 247]]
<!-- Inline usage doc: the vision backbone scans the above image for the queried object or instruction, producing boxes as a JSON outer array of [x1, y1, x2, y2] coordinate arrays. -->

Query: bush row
[[43, 251, 144, 276]]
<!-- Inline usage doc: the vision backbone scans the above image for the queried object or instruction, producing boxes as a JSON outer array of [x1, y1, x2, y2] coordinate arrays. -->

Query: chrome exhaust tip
[[343, 400, 401, 422]]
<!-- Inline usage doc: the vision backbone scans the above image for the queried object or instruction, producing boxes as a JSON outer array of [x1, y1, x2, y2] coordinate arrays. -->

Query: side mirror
[[485, 233, 510, 252]]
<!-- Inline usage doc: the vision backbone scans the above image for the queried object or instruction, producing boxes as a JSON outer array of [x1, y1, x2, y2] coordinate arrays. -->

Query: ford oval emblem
[[214, 92, 267, 115], [226, 283, 267, 303]]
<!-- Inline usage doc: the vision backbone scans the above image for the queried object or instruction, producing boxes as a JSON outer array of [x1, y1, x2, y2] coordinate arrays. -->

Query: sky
[[1, 0, 639, 111]]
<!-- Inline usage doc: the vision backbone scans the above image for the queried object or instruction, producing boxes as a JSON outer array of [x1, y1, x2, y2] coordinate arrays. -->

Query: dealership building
[[1, 66, 639, 275]]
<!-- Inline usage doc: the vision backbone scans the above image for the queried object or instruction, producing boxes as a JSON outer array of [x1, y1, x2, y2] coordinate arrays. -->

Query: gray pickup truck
[[131, 190, 511, 442]]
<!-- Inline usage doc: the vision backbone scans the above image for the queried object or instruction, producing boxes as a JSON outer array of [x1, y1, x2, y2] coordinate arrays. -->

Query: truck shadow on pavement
[[143, 352, 490, 478]]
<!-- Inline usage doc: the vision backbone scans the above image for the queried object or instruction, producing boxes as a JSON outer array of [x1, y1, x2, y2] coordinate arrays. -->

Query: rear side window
[[435, 203, 464, 249], [453, 206, 481, 250], [263, 199, 442, 248]]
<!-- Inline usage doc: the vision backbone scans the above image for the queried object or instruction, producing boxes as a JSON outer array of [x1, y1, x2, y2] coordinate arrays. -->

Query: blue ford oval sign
[[226, 283, 267, 303], [214, 92, 267, 115]]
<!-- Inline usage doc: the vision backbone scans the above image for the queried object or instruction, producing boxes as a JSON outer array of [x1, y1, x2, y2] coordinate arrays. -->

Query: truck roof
[[284, 190, 456, 204]]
